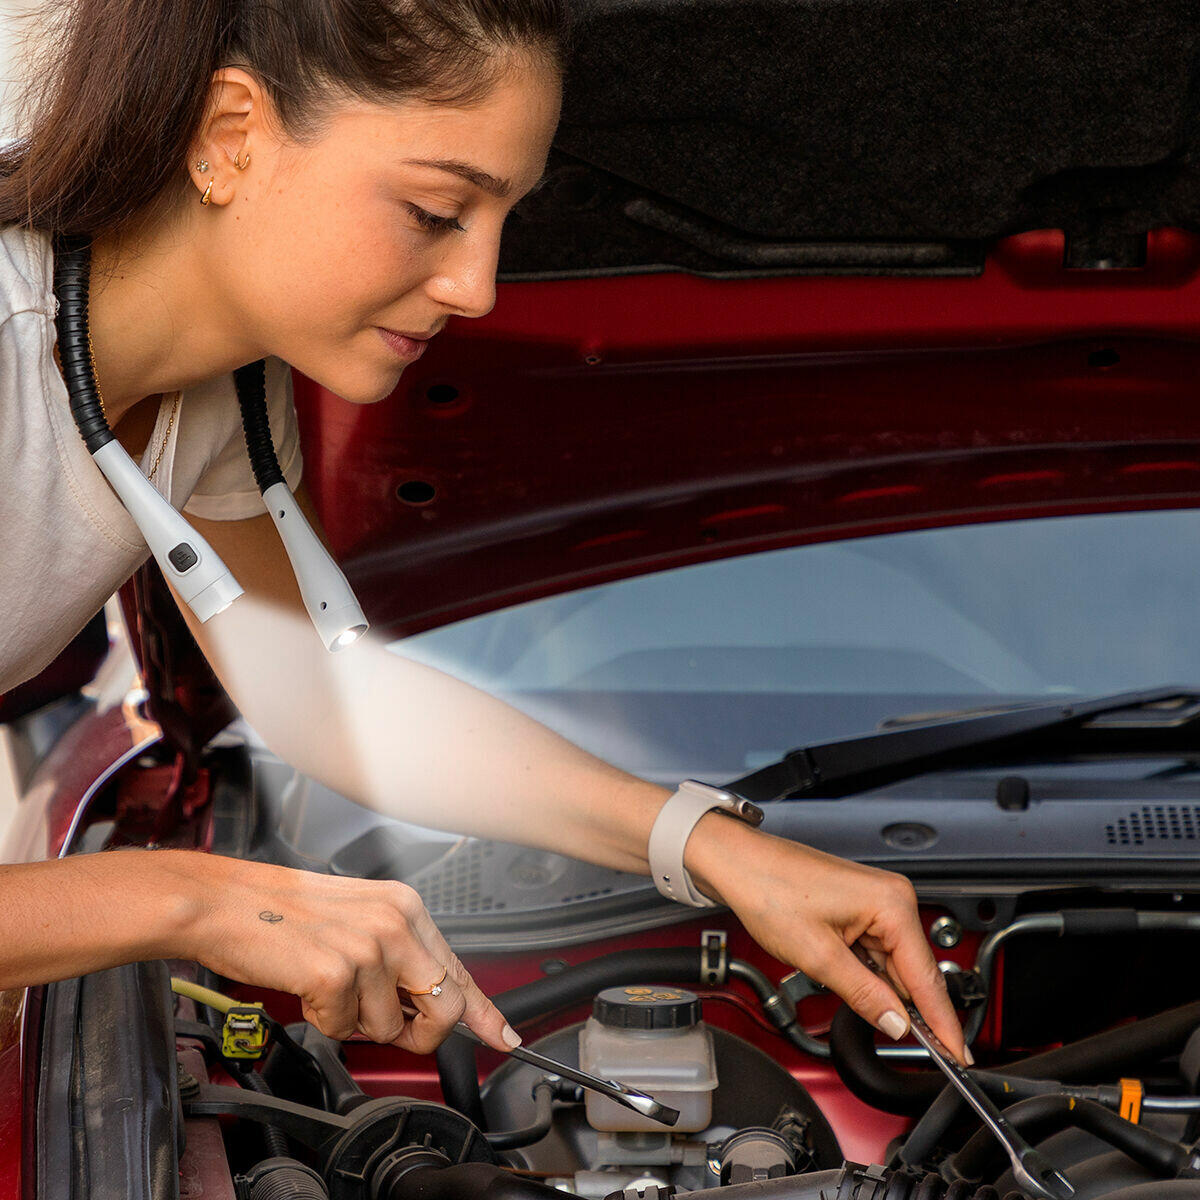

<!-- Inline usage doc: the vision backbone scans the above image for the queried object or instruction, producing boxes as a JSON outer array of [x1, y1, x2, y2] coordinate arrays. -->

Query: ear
[[187, 68, 274, 205]]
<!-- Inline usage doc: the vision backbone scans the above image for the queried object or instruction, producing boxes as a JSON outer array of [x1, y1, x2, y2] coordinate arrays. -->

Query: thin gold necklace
[[86, 326, 179, 483]]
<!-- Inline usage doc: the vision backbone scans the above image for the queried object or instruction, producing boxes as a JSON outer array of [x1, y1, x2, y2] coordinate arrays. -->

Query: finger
[[408, 923, 519, 1054], [299, 954, 360, 1040], [860, 940, 912, 1003], [884, 925, 971, 1066], [392, 946, 470, 1054], [394, 976, 468, 1055], [809, 933, 911, 1042], [353, 959, 411, 1046]]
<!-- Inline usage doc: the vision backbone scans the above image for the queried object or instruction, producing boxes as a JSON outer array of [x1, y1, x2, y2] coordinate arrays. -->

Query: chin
[[308, 359, 405, 407]]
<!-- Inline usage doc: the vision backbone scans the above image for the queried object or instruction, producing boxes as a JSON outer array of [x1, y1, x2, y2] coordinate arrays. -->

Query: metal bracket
[[701, 930, 728, 985]]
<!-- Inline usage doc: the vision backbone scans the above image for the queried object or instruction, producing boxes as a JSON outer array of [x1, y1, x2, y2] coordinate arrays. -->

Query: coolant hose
[[236, 1068, 291, 1159], [831, 998, 1200, 1116], [240, 1157, 328, 1199], [484, 1079, 555, 1150], [949, 1095, 1190, 1185], [437, 947, 707, 1124]]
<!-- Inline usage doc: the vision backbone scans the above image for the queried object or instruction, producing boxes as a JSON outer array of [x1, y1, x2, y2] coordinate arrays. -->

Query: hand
[[685, 818, 969, 1065], [166, 852, 519, 1054]]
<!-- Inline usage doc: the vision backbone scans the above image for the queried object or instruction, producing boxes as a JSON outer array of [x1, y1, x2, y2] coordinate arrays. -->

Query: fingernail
[[879, 1010, 908, 1040], [964, 1046, 976, 1067], [501, 1023, 522, 1049]]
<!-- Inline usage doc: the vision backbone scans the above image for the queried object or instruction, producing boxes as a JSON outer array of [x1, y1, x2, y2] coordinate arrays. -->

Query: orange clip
[[1119, 1078, 1144, 1124]]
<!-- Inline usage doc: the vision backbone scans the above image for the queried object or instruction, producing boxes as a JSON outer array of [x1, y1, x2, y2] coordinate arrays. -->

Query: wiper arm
[[727, 686, 1199, 802]]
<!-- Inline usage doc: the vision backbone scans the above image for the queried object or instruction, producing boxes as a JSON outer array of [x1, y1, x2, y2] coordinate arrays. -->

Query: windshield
[[388, 510, 1200, 782]]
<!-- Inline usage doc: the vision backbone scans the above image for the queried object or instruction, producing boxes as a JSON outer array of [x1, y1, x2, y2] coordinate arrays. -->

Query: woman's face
[[210, 55, 562, 405]]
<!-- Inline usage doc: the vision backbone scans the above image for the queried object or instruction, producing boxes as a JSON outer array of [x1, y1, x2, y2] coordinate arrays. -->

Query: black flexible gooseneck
[[52, 234, 113, 453], [50, 232, 368, 647], [53, 234, 284, 485]]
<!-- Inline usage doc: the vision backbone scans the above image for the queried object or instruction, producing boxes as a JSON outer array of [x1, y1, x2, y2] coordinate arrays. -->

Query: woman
[[0, 0, 968, 1064]]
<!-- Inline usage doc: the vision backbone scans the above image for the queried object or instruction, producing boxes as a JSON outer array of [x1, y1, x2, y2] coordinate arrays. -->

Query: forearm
[[0, 851, 203, 991], [227, 623, 673, 873], [191, 578, 743, 881]]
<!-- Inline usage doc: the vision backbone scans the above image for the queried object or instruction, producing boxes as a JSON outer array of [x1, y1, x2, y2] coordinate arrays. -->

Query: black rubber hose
[[436, 1039, 487, 1130], [949, 1095, 1189, 1184], [236, 1067, 291, 1158], [832, 998, 1200, 1116], [52, 235, 114, 453], [234, 357, 285, 493], [437, 947, 706, 1124], [241, 1156, 329, 1199], [294, 1026, 372, 1115], [485, 1079, 556, 1150]]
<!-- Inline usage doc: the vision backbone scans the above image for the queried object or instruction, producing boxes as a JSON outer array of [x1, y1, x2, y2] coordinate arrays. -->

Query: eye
[[407, 203, 466, 235]]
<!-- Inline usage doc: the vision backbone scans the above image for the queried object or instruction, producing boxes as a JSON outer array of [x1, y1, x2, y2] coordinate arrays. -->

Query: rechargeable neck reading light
[[53, 234, 369, 652]]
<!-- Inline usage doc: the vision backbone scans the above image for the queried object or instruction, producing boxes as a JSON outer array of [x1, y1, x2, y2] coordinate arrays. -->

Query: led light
[[263, 482, 370, 652], [333, 627, 366, 650], [92, 441, 243, 622]]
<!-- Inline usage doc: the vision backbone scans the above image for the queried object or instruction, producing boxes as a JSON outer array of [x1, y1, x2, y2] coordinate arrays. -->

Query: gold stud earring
[[200, 179, 214, 206], [233, 150, 251, 171], [196, 158, 209, 173]]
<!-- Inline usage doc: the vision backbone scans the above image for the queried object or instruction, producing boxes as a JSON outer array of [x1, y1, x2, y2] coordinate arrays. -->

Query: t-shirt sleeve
[[183, 356, 303, 521]]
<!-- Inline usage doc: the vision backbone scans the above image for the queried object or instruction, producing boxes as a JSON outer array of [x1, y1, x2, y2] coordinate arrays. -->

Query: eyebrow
[[401, 157, 514, 199]]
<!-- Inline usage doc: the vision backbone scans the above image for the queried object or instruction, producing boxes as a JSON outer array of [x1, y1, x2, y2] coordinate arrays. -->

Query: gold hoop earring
[[233, 150, 251, 171], [200, 179, 214, 206]]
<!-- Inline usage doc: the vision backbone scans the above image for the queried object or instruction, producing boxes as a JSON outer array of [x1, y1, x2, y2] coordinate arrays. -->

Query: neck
[[83, 209, 267, 426]]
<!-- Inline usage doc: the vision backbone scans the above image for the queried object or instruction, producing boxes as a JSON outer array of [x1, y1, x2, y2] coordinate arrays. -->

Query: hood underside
[[294, 0, 1200, 637], [299, 232, 1200, 639]]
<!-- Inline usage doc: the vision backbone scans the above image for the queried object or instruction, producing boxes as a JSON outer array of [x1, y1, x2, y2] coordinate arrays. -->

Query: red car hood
[[298, 229, 1200, 639]]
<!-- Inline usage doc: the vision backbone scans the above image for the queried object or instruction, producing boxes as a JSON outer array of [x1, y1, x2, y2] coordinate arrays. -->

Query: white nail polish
[[964, 1046, 976, 1067], [879, 1010, 908, 1040], [502, 1023, 522, 1049]]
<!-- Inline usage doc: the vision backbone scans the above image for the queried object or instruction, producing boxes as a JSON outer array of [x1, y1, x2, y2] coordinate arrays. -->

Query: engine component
[[830, 998, 1200, 1116], [454, 1016, 680, 1127], [237, 1157, 329, 1199], [964, 911, 1200, 1047], [224, 1003, 270, 1060], [716, 1127, 799, 1184], [436, 943, 835, 1128], [481, 1020, 841, 1190], [579, 987, 716, 1133], [947, 1096, 1200, 1187]]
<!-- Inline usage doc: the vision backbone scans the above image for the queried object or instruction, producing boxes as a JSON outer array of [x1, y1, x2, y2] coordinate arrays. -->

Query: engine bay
[[160, 913, 1200, 1200], [38, 741, 1200, 1200]]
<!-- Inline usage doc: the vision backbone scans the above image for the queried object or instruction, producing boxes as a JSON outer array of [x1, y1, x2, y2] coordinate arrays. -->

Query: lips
[[377, 327, 432, 361]]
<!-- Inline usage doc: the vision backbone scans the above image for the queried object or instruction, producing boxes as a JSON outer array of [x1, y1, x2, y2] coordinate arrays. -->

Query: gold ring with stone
[[409, 966, 448, 997]]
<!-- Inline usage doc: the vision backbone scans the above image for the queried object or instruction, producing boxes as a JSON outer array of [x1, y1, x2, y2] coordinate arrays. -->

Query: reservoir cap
[[593, 985, 701, 1030]]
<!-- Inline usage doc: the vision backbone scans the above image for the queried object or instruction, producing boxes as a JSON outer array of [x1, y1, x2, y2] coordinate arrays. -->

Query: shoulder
[[0, 224, 57, 326]]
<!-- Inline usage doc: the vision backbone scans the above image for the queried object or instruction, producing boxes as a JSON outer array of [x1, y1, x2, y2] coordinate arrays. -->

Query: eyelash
[[407, 203, 466, 235]]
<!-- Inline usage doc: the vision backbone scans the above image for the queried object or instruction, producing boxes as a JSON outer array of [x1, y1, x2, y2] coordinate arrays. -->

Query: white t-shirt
[[0, 224, 303, 693]]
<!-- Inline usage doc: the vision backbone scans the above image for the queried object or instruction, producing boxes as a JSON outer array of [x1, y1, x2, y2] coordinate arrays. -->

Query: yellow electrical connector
[[171, 977, 270, 1061], [221, 1003, 269, 1060]]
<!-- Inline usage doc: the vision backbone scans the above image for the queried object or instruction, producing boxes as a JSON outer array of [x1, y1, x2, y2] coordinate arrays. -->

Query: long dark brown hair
[[0, 0, 569, 239]]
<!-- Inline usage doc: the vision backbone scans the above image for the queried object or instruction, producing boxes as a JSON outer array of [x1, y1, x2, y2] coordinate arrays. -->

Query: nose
[[424, 229, 500, 319]]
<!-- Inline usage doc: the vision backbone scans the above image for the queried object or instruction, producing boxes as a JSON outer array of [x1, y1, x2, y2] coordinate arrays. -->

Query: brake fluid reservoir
[[579, 985, 717, 1133]]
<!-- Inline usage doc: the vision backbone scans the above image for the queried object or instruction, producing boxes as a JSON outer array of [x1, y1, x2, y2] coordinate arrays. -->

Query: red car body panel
[[299, 230, 1200, 638], [6, 229, 1200, 1193]]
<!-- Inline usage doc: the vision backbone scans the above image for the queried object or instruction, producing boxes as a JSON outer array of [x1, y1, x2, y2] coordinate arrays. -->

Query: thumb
[[813, 936, 910, 1041]]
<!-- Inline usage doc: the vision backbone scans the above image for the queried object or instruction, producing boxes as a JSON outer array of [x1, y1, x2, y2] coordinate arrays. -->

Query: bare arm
[[172, 488, 967, 1062], [0, 848, 518, 1053]]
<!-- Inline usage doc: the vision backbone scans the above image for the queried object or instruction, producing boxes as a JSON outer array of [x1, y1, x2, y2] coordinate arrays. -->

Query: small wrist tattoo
[[258, 910, 284, 923]]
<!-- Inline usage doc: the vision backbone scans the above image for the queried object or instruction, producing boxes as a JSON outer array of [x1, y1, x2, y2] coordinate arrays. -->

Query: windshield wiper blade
[[727, 686, 1198, 802]]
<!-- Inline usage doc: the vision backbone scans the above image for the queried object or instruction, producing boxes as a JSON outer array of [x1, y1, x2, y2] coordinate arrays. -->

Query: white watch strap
[[648, 780, 762, 907]]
